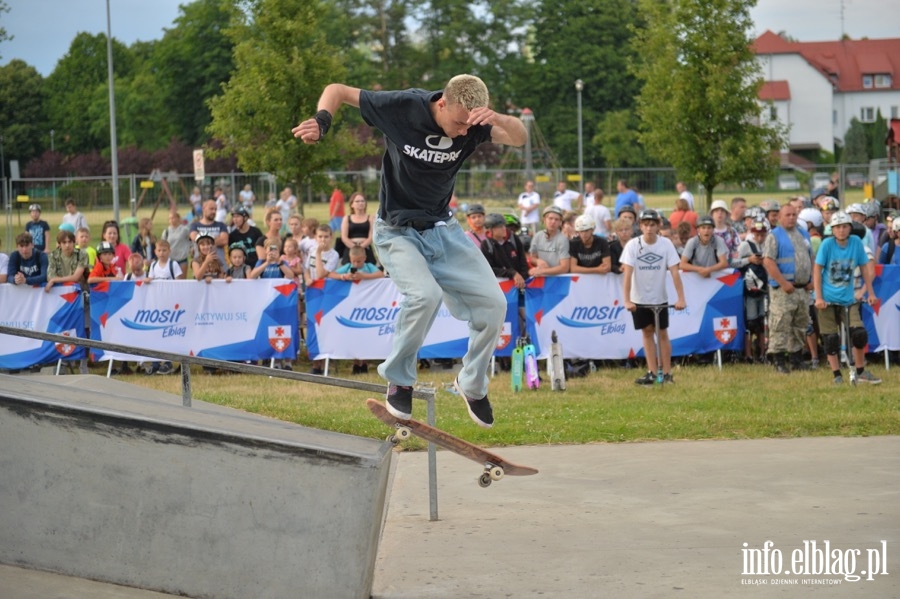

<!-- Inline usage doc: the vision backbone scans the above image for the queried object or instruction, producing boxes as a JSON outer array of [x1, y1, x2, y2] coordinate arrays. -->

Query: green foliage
[[631, 0, 784, 209], [0, 1, 11, 58], [153, 0, 235, 147], [207, 0, 373, 191], [0, 59, 47, 163], [868, 109, 887, 160], [44, 33, 134, 155], [594, 109, 649, 168], [516, 0, 641, 168]]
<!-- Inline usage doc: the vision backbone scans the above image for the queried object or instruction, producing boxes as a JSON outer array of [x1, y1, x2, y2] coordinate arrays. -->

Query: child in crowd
[[124, 253, 147, 281], [251, 242, 294, 280], [298, 217, 319, 270], [62, 198, 89, 232], [100, 220, 131, 272], [88, 241, 124, 283], [45, 229, 88, 293], [281, 237, 303, 283], [130, 217, 156, 271], [75, 227, 97, 269], [225, 244, 251, 281], [328, 245, 385, 374], [162, 212, 191, 274], [148, 239, 184, 280], [192, 232, 225, 282], [305, 225, 340, 375], [25, 204, 51, 253]]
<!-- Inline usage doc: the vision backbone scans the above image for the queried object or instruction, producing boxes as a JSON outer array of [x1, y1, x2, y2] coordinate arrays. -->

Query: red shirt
[[329, 188, 345, 218]]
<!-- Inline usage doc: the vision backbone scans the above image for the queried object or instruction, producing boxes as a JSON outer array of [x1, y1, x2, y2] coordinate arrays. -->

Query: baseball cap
[[697, 215, 715, 228], [542, 205, 563, 217], [465, 203, 485, 216], [574, 214, 595, 231], [638, 209, 661, 222], [709, 199, 729, 213], [96, 241, 115, 254], [28, 203, 41, 212]]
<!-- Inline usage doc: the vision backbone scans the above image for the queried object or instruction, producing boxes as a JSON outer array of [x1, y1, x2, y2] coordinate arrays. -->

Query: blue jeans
[[373, 218, 505, 398]]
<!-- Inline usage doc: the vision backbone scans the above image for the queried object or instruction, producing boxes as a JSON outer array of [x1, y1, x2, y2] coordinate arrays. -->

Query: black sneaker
[[662, 373, 675, 384], [453, 377, 494, 428], [635, 371, 655, 385], [385, 384, 414, 420]]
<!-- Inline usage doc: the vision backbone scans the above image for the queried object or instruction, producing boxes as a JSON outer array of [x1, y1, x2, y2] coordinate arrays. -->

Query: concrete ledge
[[0, 374, 391, 599]]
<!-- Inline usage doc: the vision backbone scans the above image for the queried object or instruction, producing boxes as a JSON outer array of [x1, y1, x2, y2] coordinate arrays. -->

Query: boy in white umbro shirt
[[621, 209, 686, 385]]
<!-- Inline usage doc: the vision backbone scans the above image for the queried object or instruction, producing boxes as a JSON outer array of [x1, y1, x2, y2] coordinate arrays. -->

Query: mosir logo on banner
[[555, 301, 628, 335], [741, 540, 889, 585], [336, 303, 403, 336], [120, 303, 188, 338]]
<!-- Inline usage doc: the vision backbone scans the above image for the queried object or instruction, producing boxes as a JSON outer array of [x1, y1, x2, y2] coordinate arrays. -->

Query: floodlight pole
[[575, 79, 584, 196], [106, 0, 121, 222]]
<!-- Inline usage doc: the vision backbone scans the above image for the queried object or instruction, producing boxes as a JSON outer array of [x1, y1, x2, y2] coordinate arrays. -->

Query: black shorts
[[632, 304, 669, 331]]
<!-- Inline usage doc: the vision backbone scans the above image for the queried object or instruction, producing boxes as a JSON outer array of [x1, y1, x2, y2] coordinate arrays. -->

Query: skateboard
[[511, 339, 524, 392], [366, 399, 538, 487], [548, 330, 566, 391], [523, 337, 539, 390]]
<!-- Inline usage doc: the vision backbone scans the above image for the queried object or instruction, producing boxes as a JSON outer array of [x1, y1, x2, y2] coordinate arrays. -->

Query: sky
[[1, 0, 898, 77]]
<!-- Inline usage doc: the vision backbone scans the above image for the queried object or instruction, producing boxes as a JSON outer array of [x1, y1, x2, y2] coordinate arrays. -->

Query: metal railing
[[0, 324, 442, 521]]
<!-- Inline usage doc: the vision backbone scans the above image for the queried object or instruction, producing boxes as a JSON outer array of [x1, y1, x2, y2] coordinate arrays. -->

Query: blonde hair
[[444, 74, 489, 111]]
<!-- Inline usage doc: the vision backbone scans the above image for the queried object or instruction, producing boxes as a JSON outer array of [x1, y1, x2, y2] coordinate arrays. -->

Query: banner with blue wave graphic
[[305, 278, 519, 359], [524, 272, 745, 359], [89, 279, 297, 362], [862, 265, 900, 352], [0, 284, 87, 369]]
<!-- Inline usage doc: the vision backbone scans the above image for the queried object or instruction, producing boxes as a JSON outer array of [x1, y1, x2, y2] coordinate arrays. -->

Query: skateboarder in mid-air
[[293, 75, 527, 428]]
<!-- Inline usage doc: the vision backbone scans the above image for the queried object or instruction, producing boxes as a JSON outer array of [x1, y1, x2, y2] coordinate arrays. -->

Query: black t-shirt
[[569, 235, 610, 268], [229, 225, 263, 266], [359, 88, 492, 226]]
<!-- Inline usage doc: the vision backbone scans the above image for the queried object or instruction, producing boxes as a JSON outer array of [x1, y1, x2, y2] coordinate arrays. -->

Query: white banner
[[90, 279, 298, 362], [0, 284, 87, 368]]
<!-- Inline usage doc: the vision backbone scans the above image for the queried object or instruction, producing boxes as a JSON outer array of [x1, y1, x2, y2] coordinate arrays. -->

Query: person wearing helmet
[[621, 208, 686, 385], [760, 200, 781, 231], [88, 241, 124, 284], [464, 203, 489, 246], [813, 212, 881, 385], [679, 215, 729, 278], [736, 220, 770, 362], [228, 205, 264, 266], [845, 203, 876, 255], [528, 205, 571, 276], [480, 213, 529, 287], [762, 202, 815, 374], [879, 217, 900, 266], [569, 214, 611, 275]]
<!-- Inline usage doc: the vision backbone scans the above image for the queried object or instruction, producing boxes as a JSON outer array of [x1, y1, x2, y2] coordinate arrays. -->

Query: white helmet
[[830, 211, 852, 227], [574, 214, 595, 232], [798, 207, 823, 228], [845, 203, 866, 216]]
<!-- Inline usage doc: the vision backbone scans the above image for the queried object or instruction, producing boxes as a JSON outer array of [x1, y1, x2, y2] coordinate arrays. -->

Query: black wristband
[[315, 110, 333, 140]]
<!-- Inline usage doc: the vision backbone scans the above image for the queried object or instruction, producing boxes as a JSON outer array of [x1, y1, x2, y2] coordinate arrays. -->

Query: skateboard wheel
[[488, 466, 504, 481], [395, 425, 412, 440], [478, 473, 492, 488], [387, 434, 399, 444]]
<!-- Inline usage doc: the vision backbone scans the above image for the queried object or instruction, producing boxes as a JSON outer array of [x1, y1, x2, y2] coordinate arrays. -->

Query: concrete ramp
[[0, 374, 392, 599]]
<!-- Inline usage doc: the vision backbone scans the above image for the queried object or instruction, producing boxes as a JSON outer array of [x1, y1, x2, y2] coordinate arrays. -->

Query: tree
[[594, 109, 650, 169], [0, 1, 11, 58], [841, 118, 868, 166], [631, 0, 783, 209], [153, 0, 235, 147], [513, 0, 642, 169], [0, 59, 47, 165], [44, 32, 133, 155], [208, 0, 373, 198]]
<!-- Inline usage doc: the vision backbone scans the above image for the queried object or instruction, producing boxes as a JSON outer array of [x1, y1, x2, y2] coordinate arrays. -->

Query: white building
[[753, 30, 900, 157]]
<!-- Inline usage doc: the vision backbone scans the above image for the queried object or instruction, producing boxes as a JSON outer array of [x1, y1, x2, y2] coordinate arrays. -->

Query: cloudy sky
[[2, 0, 898, 77]]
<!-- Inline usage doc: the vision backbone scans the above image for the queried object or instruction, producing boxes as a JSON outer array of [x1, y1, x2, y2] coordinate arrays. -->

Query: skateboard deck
[[511, 342, 524, 392], [548, 330, 566, 391], [523, 341, 539, 390], [366, 399, 538, 486]]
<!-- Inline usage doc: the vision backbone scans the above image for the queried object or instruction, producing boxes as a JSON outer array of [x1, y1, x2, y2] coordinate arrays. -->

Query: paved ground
[[2, 437, 898, 598]]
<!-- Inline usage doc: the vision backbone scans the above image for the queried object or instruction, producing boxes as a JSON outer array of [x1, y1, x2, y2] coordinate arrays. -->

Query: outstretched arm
[[466, 107, 527, 147], [291, 84, 362, 144]]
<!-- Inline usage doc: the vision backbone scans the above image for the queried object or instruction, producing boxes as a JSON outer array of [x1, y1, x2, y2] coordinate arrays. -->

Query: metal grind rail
[[0, 325, 442, 521]]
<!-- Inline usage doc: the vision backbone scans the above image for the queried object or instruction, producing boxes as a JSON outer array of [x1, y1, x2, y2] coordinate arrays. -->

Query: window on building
[[875, 74, 893, 88], [862, 75, 873, 89], [769, 106, 778, 121], [833, 110, 838, 124], [860, 107, 875, 122], [892, 106, 899, 119]]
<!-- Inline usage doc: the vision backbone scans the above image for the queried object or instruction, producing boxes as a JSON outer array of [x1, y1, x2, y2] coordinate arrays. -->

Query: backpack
[[687, 237, 718, 266], [150, 259, 176, 280], [740, 240, 767, 297]]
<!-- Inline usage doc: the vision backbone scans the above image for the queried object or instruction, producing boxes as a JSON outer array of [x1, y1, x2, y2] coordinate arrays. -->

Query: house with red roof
[[753, 30, 900, 157]]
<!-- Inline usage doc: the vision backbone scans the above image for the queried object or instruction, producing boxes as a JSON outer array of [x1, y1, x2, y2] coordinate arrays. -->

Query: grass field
[[122, 358, 900, 450]]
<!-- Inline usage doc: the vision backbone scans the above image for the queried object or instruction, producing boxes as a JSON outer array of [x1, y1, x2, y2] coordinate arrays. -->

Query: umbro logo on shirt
[[637, 253, 664, 270]]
